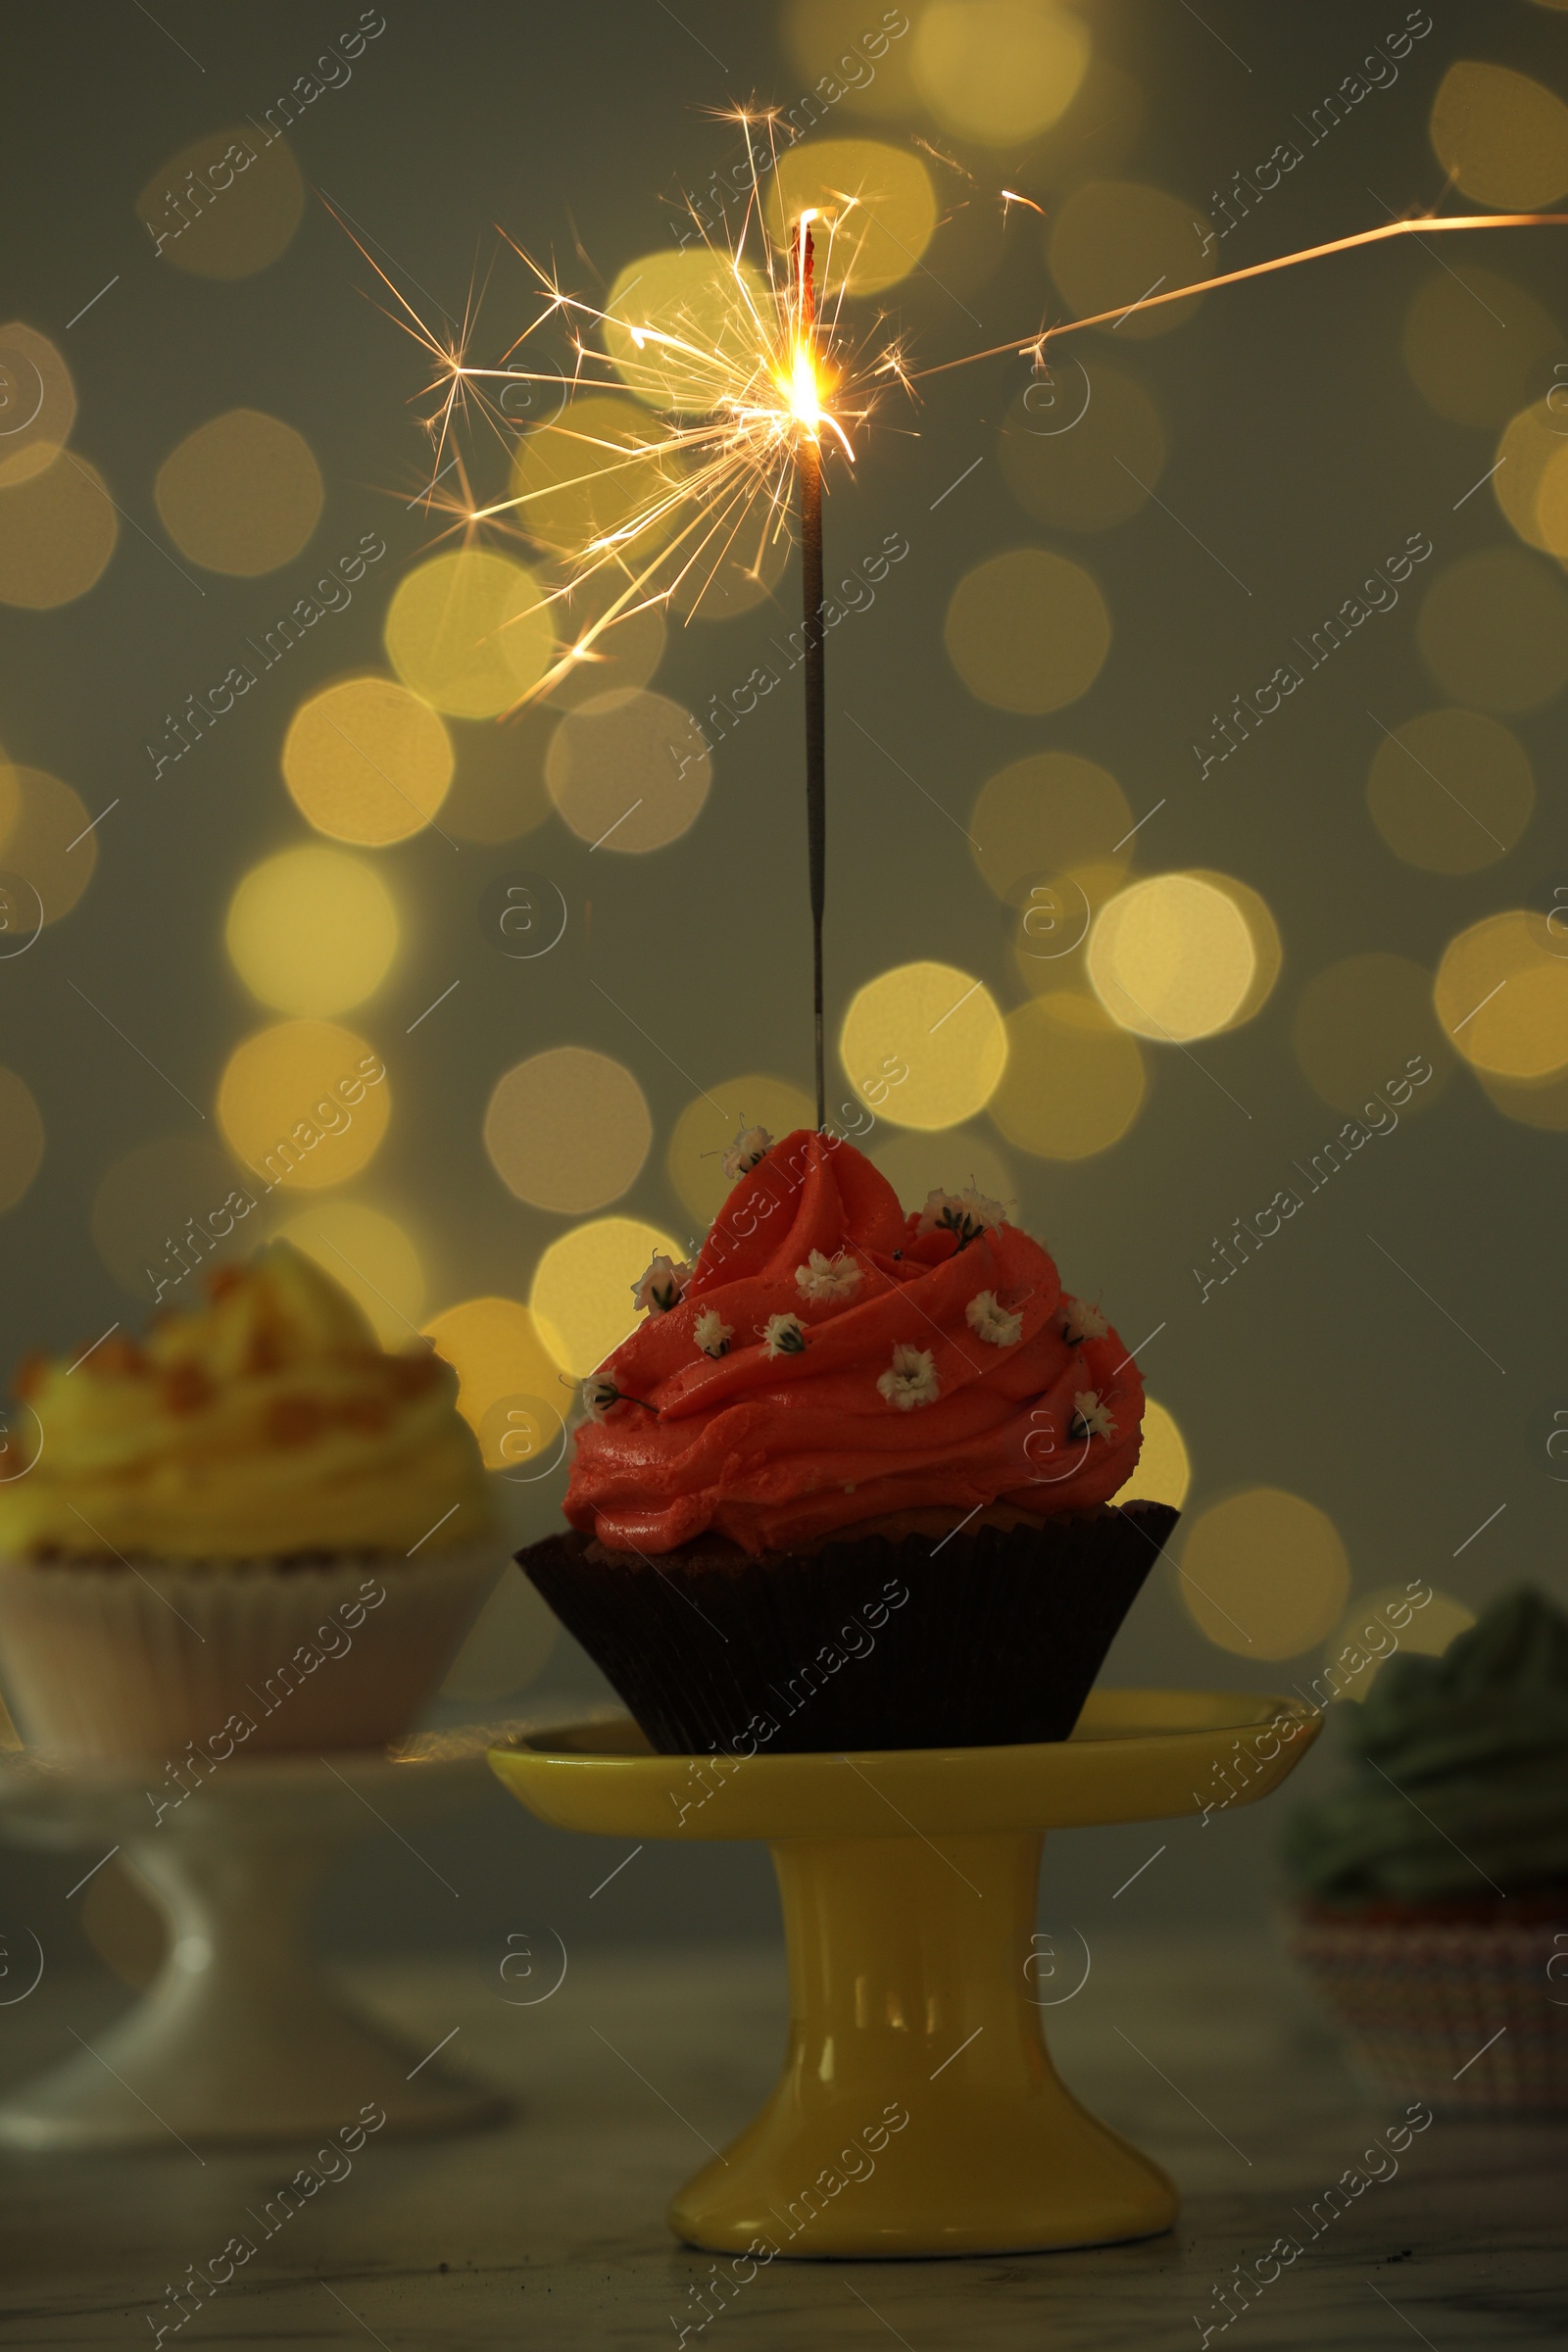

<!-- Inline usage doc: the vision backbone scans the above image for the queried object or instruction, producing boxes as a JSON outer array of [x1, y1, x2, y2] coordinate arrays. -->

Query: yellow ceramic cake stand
[[490, 1688, 1317, 2258]]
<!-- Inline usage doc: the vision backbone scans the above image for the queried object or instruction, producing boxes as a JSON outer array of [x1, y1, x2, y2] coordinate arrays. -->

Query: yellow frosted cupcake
[[0, 1243, 500, 1763]]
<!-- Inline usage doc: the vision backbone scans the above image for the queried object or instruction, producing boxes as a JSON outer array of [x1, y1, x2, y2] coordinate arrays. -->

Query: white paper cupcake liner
[[0, 1543, 505, 1766]]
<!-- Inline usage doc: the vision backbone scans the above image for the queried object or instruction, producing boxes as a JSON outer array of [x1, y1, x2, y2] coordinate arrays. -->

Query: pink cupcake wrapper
[[0, 1544, 505, 1765]]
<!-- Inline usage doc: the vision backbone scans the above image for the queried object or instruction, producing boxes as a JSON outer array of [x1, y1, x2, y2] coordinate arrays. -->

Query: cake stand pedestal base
[[0, 1744, 509, 2151], [491, 1688, 1318, 2258]]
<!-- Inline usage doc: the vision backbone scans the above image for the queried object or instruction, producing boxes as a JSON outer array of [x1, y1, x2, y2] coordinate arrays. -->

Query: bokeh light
[[423, 1295, 566, 1467], [384, 549, 555, 717], [666, 514, 790, 621], [0, 1069, 43, 1215], [1177, 1487, 1350, 1661], [225, 847, 398, 1016], [999, 362, 1166, 531], [510, 393, 680, 558], [1087, 872, 1271, 1042], [1429, 62, 1568, 210], [970, 752, 1133, 906], [154, 410, 322, 575], [945, 548, 1110, 714], [1477, 1063, 1568, 1131], [1117, 1396, 1191, 1510], [1402, 270, 1563, 429], [781, 0, 922, 119], [912, 1, 1090, 146], [989, 992, 1145, 1159], [1292, 953, 1452, 1117], [1322, 1585, 1475, 1697], [767, 140, 938, 293], [0, 768, 97, 924], [868, 1127, 1016, 1223], [0, 323, 75, 488], [839, 961, 1007, 1130], [279, 1201, 425, 1348], [135, 127, 305, 279], [1529, 435, 1568, 560], [531, 1216, 685, 1376], [90, 1136, 251, 1298], [1434, 910, 1568, 1079], [667, 1075, 816, 1226], [217, 1019, 389, 1192], [1417, 548, 1568, 713], [1050, 180, 1213, 338], [541, 576, 666, 709], [283, 675, 455, 846], [1494, 401, 1564, 551], [545, 690, 711, 851], [605, 250, 773, 413], [0, 455, 116, 608], [484, 1047, 652, 1213], [1367, 708, 1533, 874]]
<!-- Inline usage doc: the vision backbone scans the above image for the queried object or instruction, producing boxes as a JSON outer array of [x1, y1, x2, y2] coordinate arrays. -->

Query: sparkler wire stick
[[794, 220, 828, 1132]]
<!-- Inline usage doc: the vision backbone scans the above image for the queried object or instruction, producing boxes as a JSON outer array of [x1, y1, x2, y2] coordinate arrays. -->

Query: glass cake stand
[[0, 1727, 528, 2151], [490, 1688, 1319, 2258]]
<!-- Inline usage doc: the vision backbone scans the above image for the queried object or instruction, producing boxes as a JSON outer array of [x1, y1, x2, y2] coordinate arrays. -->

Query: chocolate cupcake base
[[518, 1502, 1176, 1755]]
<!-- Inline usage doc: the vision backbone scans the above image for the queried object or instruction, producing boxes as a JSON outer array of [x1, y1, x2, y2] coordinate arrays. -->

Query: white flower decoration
[[760, 1312, 808, 1358], [694, 1308, 732, 1359], [1060, 1296, 1108, 1344], [877, 1343, 939, 1411], [966, 1289, 1022, 1347], [722, 1124, 774, 1181], [581, 1374, 620, 1421], [631, 1253, 691, 1316], [916, 1184, 1007, 1250], [795, 1249, 861, 1304], [1069, 1389, 1117, 1444]]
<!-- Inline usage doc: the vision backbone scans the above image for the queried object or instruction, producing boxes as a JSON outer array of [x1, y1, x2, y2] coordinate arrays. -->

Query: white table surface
[[0, 1927, 1560, 2349]]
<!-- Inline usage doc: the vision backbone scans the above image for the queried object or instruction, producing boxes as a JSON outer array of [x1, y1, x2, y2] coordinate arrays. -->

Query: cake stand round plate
[[490, 1688, 1319, 2258]]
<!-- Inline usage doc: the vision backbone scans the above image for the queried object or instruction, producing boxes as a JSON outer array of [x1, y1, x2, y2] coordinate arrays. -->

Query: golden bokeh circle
[[667, 1074, 816, 1226], [484, 1047, 652, 1214], [1476, 1063, 1568, 1130], [1321, 1585, 1474, 1698], [839, 961, 1008, 1130], [0, 1068, 43, 1214], [279, 1200, 425, 1348], [0, 455, 116, 608], [510, 394, 680, 560], [605, 249, 774, 414], [1402, 270, 1563, 431], [767, 140, 939, 294], [1367, 708, 1533, 875], [225, 847, 398, 1017], [154, 410, 322, 576], [1529, 435, 1568, 560], [545, 690, 711, 852], [1178, 1487, 1349, 1661], [1430, 62, 1568, 210], [217, 1020, 389, 1193], [423, 1295, 566, 1466], [0, 767, 97, 925], [135, 127, 306, 279], [945, 548, 1110, 714], [971, 752, 1133, 910], [1434, 910, 1568, 1080], [1292, 953, 1451, 1117], [912, 1, 1090, 147], [1000, 363, 1166, 532], [989, 991, 1145, 1160], [89, 1135, 247, 1297], [1050, 180, 1213, 338], [283, 675, 455, 847], [1117, 1396, 1191, 1510], [0, 322, 75, 489], [531, 1216, 686, 1377], [1087, 872, 1259, 1043], [1417, 548, 1568, 713], [384, 549, 554, 719], [1189, 870, 1282, 1032], [1494, 400, 1568, 552], [781, 0, 923, 120]]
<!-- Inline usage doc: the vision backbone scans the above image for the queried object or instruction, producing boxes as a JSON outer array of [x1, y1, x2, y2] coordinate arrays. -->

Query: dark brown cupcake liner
[[517, 1501, 1177, 1755]]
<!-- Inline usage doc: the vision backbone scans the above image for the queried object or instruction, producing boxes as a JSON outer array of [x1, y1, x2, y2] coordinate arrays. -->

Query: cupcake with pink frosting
[[519, 1128, 1173, 1753]]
